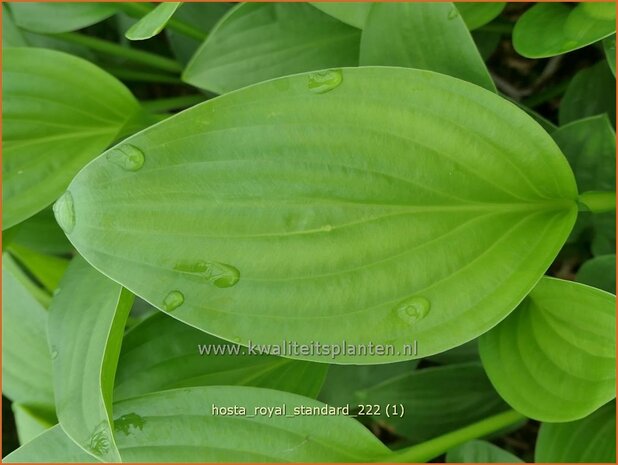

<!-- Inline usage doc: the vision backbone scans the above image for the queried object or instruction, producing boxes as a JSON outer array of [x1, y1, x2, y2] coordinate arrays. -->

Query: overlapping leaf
[[126, 2, 182, 41], [359, 2, 496, 91], [480, 277, 616, 421], [115, 312, 328, 400], [456, 3, 506, 31], [513, 2, 616, 58], [3, 47, 142, 229], [48, 257, 134, 461], [577, 255, 616, 293], [535, 401, 616, 463], [446, 440, 522, 463], [58, 67, 577, 363], [183, 3, 360, 93], [309, 2, 371, 29]]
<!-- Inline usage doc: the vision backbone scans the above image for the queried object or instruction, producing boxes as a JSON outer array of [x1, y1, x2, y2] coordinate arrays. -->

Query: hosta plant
[[2, 2, 616, 463]]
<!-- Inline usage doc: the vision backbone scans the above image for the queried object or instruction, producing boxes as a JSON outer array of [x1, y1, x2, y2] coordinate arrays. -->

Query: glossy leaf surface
[[456, 3, 506, 31], [115, 312, 328, 400], [535, 401, 616, 463], [183, 3, 360, 93], [446, 439, 522, 463], [8, 244, 68, 293], [48, 257, 134, 461], [61, 67, 577, 363], [3, 47, 141, 229], [359, 3, 496, 91], [356, 363, 508, 442], [126, 2, 182, 40], [10, 2, 117, 33], [480, 277, 616, 421], [513, 2, 616, 58]]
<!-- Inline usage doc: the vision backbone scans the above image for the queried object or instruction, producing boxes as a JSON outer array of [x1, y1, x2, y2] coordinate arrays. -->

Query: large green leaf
[[59, 67, 577, 363], [309, 2, 371, 29], [479, 277, 616, 422], [318, 361, 418, 407], [113, 386, 390, 462], [48, 257, 134, 461], [456, 3, 506, 31], [355, 363, 509, 442], [604, 35, 616, 76], [359, 3, 496, 92], [2, 4, 27, 47], [2, 254, 55, 408], [12, 403, 56, 445], [3, 47, 142, 229], [577, 255, 616, 294], [182, 3, 360, 94], [5, 207, 73, 256], [513, 2, 616, 58], [535, 401, 616, 463], [125, 2, 182, 41], [446, 439, 522, 463], [559, 61, 616, 126], [3, 424, 100, 463], [115, 312, 328, 400], [10, 2, 117, 33]]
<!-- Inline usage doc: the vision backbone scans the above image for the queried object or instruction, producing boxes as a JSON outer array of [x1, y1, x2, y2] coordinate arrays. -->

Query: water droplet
[[447, 6, 459, 19], [53, 191, 75, 234], [232, 336, 241, 344], [175, 261, 240, 288], [321, 224, 333, 232], [87, 422, 110, 456], [53, 287, 61, 296], [163, 290, 184, 312], [395, 296, 431, 325], [308, 69, 343, 94], [50, 346, 58, 360], [114, 412, 145, 436], [106, 144, 145, 171], [17, 170, 24, 175]]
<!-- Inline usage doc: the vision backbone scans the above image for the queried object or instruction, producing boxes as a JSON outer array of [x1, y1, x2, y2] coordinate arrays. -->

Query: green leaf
[[559, 61, 616, 126], [355, 363, 509, 442], [446, 439, 522, 462], [2, 4, 27, 47], [552, 115, 616, 193], [577, 255, 616, 294], [6, 207, 73, 256], [479, 277, 616, 422], [60, 67, 577, 364], [126, 2, 182, 41], [425, 340, 479, 365], [2, 254, 55, 407], [456, 3, 506, 31], [592, 212, 616, 256], [48, 257, 134, 461], [535, 401, 616, 463], [183, 3, 360, 94], [359, 3, 496, 92], [8, 243, 69, 294], [3, 424, 100, 463], [12, 403, 56, 445], [10, 2, 118, 34], [113, 386, 391, 462], [318, 361, 418, 407], [167, 2, 230, 66], [115, 312, 328, 401], [310, 2, 371, 29], [604, 35, 616, 76], [3, 47, 142, 229], [513, 2, 616, 58]]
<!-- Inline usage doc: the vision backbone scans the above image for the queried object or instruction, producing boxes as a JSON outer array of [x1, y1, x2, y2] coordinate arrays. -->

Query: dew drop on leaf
[[114, 412, 146, 436], [163, 290, 185, 312], [86, 422, 110, 456], [106, 144, 145, 171], [395, 296, 431, 325], [175, 260, 240, 288], [50, 346, 59, 360], [53, 191, 76, 234], [308, 69, 343, 94], [321, 224, 333, 232], [447, 6, 459, 19]]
